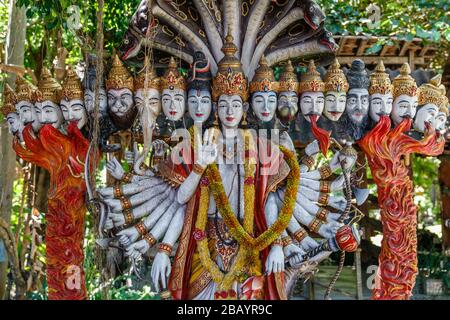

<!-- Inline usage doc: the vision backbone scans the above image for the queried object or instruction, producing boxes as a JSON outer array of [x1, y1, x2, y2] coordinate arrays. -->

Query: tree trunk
[[0, 0, 26, 300]]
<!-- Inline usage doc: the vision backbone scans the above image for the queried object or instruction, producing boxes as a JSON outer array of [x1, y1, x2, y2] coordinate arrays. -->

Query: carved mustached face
[[251, 91, 277, 122], [324, 91, 346, 121], [217, 94, 244, 128], [6, 112, 24, 136], [60, 99, 88, 129], [84, 89, 108, 115], [391, 95, 418, 126], [346, 88, 369, 124], [369, 93, 393, 123], [277, 91, 299, 123], [108, 88, 134, 117], [435, 111, 447, 132], [187, 89, 211, 123], [300, 92, 325, 122], [414, 103, 439, 133], [162, 88, 185, 121], [16, 101, 41, 132], [135, 88, 161, 121], [35, 101, 63, 129]]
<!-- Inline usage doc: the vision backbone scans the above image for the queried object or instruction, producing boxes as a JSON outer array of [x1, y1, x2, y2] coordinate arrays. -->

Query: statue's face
[[324, 91, 346, 121], [161, 88, 185, 121], [413, 103, 438, 133], [251, 91, 277, 122], [135, 88, 161, 120], [435, 112, 447, 132], [369, 93, 393, 123], [300, 92, 325, 122], [277, 91, 298, 122], [346, 88, 369, 124], [108, 88, 134, 117], [84, 88, 108, 115], [6, 113, 23, 136], [16, 100, 41, 132], [391, 95, 418, 126], [217, 94, 244, 128], [187, 89, 211, 123], [35, 101, 63, 129], [60, 99, 88, 129]]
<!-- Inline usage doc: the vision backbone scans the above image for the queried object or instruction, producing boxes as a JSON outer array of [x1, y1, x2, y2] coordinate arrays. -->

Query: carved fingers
[[318, 221, 343, 239], [117, 227, 140, 247], [152, 139, 169, 158], [151, 252, 171, 292], [299, 236, 319, 252], [305, 140, 320, 156], [106, 156, 125, 180], [265, 245, 285, 275], [283, 244, 305, 268], [125, 239, 150, 260]]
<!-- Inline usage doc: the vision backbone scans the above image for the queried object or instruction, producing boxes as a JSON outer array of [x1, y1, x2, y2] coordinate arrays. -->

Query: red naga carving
[[13, 123, 90, 300], [358, 115, 444, 300]]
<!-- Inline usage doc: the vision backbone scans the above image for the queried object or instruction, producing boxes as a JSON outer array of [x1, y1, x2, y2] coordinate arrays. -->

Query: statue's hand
[[152, 140, 169, 158], [151, 252, 172, 292], [330, 175, 345, 191], [106, 156, 125, 180], [305, 140, 320, 156], [265, 245, 285, 274], [328, 195, 347, 211], [318, 221, 343, 239], [117, 226, 141, 247], [299, 236, 319, 251], [111, 213, 126, 228], [197, 143, 218, 167], [284, 243, 305, 267], [125, 239, 149, 260]]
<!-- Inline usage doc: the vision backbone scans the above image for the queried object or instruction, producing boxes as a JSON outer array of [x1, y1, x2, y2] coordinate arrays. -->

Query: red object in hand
[[335, 225, 360, 252]]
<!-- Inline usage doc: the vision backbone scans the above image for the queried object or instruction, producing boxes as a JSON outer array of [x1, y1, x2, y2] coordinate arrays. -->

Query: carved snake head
[[318, 29, 338, 52], [302, 0, 326, 30]]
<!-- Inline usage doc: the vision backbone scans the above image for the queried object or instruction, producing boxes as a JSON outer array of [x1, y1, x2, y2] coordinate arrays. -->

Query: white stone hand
[[111, 213, 126, 228], [330, 175, 345, 191], [265, 245, 285, 274], [328, 195, 347, 211], [299, 236, 319, 251], [152, 140, 169, 158], [305, 140, 320, 156], [151, 252, 171, 292], [125, 239, 149, 260], [318, 221, 343, 239], [117, 227, 140, 247], [106, 156, 125, 180], [283, 244, 305, 267]]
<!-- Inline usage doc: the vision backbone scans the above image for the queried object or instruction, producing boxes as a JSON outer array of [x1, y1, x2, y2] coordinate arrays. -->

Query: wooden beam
[[356, 39, 368, 56], [337, 56, 425, 65], [336, 37, 346, 55], [399, 41, 411, 56]]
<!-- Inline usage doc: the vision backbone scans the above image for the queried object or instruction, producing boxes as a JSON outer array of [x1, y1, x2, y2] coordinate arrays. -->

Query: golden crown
[[1, 84, 17, 117], [35, 67, 62, 103], [368, 61, 393, 95], [298, 60, 325, 93], [160, 57, 186, 91], [440, 95, 449, 116], [106, 54, 134, 91], [212, 33, 249, 101], [60, 66, 83, 101], [418, 74, 447, 109], [324, 58, 349, 93], [134, 58, 161, 91], [15, 76, 36, 103], [278, 60, 299, 93], [392, 63, 417, 99], [249, 55, 279, 93]]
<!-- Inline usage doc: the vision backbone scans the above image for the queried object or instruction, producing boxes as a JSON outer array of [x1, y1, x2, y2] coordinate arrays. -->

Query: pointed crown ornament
[[106, 54, 134, 91], [392, 63, 417, 99], [440, 95, 449, 116], [298, 60, 325, 93], [160, 57, 186, 91], [134, 58, 161, 91], [212, 33, 249, 101], [249, 55, 279, 93], [1, 84, 17, 117], [418, 74, 447, 109], [15, 76, 37, 103], [324, 58, 349, 93], [34, 67, 62, 103], [60, 66, 83, 101], [369, 61, 393, 95], [278, 60, 299, 93]]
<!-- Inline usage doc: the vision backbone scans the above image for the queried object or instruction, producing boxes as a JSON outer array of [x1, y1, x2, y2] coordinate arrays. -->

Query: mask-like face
[[187, 89, 211, 123], [84, 89, 108, 115], [391, 95, 418, 126], [435, 112, 447, 132], [6, 113, 24, 136], [300, 92, 325, 122], [251, 91, 277, 122], [277, 91, 298, 123], [108, 88, 134, 117], [135, 88, 161, 120], [324, 92, 346, 121], [161, 88, 185, 121], [35, 101, 63, 129], [217, 94, 244, 128], [346, 88, 369, 124], [369, 93, 393, 123], [60, 99, 88, 129], [413, 103, 439, 133], [16, 101, 42, 132]]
